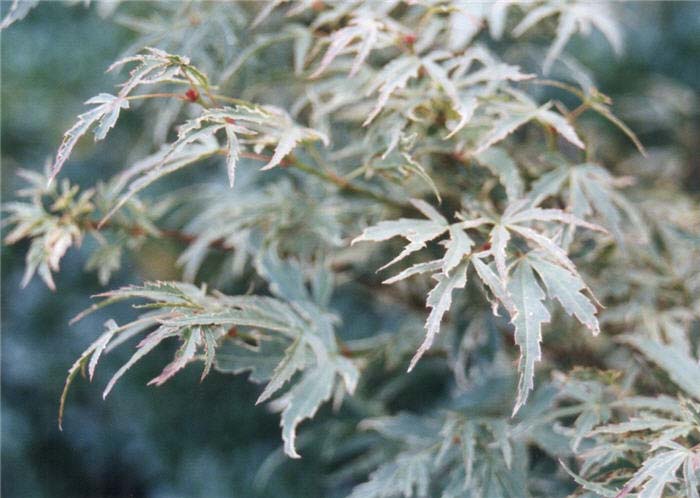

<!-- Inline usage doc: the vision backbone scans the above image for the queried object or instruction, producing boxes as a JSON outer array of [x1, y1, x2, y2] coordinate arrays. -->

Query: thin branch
[[287, 155, 407, 210], [85, 219, 231, 251], [236, 150, 407, 209], [125, 93, 185, 101], [528, 78, 586, 100]]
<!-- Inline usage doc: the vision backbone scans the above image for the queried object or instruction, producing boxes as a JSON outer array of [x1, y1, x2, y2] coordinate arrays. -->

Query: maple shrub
[[3, 1, 700, 497]]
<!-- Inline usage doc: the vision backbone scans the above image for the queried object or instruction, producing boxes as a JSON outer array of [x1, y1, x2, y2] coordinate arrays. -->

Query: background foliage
[[1, 1, 699, 498]]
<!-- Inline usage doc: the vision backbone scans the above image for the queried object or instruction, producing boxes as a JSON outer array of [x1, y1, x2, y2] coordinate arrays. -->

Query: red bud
[[403, 34, 417, 46], [184, 88, 199, 102]]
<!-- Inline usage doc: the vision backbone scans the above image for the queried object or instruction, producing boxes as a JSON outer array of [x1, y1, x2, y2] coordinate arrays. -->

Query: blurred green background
[[1, 2, 698, 497]]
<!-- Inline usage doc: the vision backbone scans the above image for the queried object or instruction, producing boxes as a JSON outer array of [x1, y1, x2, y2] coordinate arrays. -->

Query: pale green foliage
[[3, 164, 169, 288], [61, 250, 357, 458], [175, 179, 345, 282], [51, 47, 209, 181], [513, 0, 622, 75], [100, 103, 327, 224], [3, 168, 91, 290], [623, 335, 700, 401], [354, 199, 603, 409], [338, 370, 563, 498], [558, 340, 700, 497], [3, 1, 700, 497]]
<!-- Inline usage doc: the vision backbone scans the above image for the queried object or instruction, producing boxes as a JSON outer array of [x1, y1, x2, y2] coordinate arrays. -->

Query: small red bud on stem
[[184, 88, 199, 102]]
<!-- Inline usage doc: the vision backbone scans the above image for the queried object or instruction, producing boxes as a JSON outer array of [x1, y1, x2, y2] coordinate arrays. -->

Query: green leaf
[[88, 319, 119, 381], [255, 247, 309, 303], [528, 253, 599, 334], [348, 452, 432, 498], [363, 54, 422, 126], [261, 128, 303, 171], [508, 259, 551, 414], [622, 446, 688, 498], [315, 15, 384, 78], [409, 260, 469, 372], [51, 94, 129, 181], [256, 337, 308, 404], [280, 362, 336, 458], [352, 216, 447, 271], [490, 223, 511, 284], [475, 147, 524, 200], [214, 337, 288, 383], [592, 417, 681, 436], [472, 255, 515, 316], [224, 123, 239, 188], [103, 326, 179, 398], [200, 327, 218, 381], [514, 3, 622, 75], [622, 335, 700, 400], [473, 105, 541, 156], [683, 455, 700, 498], [382, 259, 443, 285], [147, 328, 201, 386], [441, 226, 473, 274], [59, 320, 119, 429], [536, 108, 584, 149], [560, 461, 617, 497]]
